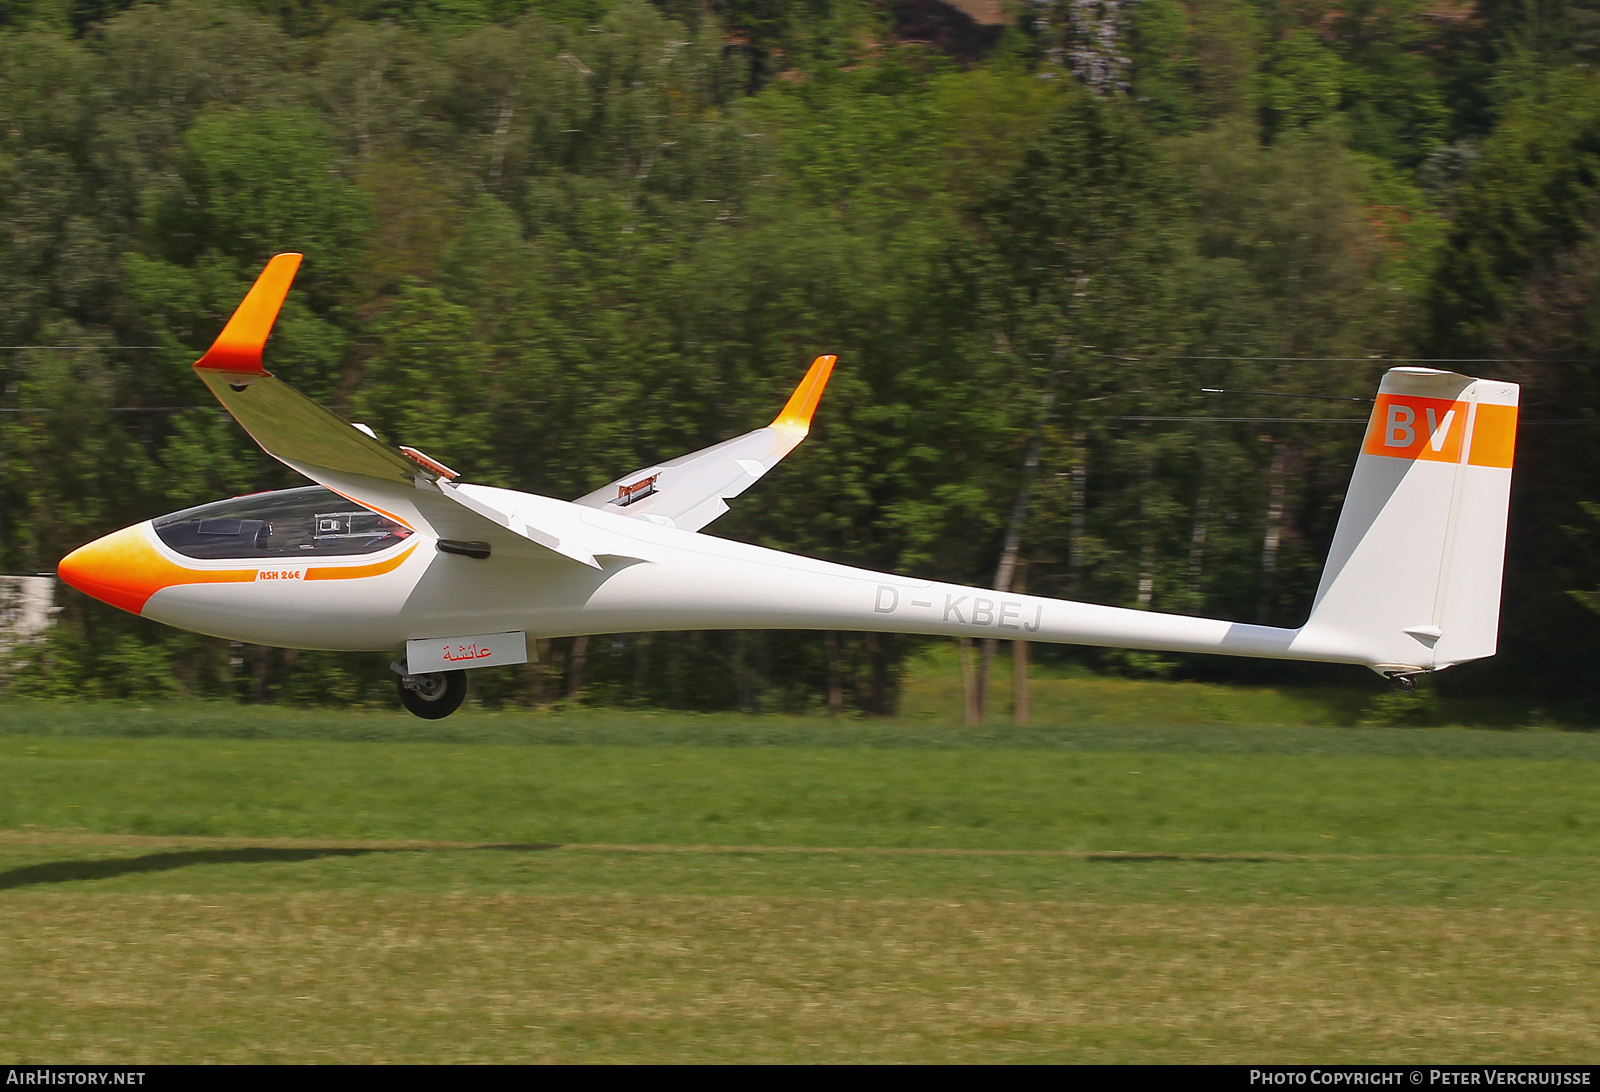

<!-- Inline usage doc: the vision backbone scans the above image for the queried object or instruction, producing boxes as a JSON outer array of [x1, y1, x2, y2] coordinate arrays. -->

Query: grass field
[[2, 666, 1598, 1062]]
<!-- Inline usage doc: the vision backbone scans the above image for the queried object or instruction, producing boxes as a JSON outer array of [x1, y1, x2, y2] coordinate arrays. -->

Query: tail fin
[[1301, 368, 1519, 676]]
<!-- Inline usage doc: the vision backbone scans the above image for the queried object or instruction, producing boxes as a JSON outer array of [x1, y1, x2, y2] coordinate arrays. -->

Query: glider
[[58, 254, 1520, 718]]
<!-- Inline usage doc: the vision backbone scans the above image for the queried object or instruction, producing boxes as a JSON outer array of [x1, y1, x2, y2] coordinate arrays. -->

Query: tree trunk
[[1189, 470, 1210, 599], [824, 631, 843, 716], [633, 632, 652, 703], [1137, 448, 1154, 608], [976, 394, 1054, 720], [566, 634, 588, 703], [732, 631, 757, 713], [530, 638, 550, 707], [489, 95, 516, 185], [1257, 440, 1289, 625], [865, 632, 894, 716], [1070, 428, 1087, 596], [252, 644, 270, 703], [1011, 560, 1029, 727], [668, 631, 684, 709], [958, 636, 980, 725]]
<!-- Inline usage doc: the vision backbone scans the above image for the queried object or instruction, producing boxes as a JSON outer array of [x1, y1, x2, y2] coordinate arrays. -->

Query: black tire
[[397, 670, 467, 719]]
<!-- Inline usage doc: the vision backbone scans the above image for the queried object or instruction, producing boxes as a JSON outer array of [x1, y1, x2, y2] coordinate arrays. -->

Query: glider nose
[[58, 524, 162, 616]]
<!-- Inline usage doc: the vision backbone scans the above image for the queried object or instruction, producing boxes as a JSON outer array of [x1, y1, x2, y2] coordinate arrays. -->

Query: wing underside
[[193, 255, 611, 568], [571, 354, 835, 532]]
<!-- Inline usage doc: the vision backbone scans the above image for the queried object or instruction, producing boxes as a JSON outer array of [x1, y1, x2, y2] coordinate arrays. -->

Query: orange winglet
[[771, 354, 837, 434], [193, 252, 303, 374]]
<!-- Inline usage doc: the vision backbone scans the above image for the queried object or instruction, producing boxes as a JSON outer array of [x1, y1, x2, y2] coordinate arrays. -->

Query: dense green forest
[[4, 0, 1600, 713]]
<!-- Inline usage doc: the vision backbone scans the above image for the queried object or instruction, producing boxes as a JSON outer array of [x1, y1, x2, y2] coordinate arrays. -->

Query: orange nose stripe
[[58, 525, 256, 616]]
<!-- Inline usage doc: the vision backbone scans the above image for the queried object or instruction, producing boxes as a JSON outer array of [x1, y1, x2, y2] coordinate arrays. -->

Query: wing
[[194, 254, 617, 568], [571, 354, 836, 531]]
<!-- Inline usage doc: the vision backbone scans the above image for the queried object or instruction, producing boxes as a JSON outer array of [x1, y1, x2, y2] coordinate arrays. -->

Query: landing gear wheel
[[1385, 672, 1418, 693], [397, 670, 467, 719]]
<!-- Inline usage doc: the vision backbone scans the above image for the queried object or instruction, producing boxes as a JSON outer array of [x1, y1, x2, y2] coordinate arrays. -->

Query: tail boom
[[508, 523, 1419, 671]]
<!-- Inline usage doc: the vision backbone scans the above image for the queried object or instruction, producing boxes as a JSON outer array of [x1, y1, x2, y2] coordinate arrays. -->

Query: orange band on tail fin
[[771, 354, 837, 434], [1468, 403, 1518, 469], [1361, 394, 1517, 469], [194, 253, 303, 375]]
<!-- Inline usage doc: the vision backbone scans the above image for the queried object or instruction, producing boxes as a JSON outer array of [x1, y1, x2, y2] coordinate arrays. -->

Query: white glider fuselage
[[124, 483, 1332, 665]]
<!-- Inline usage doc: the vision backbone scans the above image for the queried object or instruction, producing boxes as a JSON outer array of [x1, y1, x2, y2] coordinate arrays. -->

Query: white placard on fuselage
[[405, 631, 529, 674]]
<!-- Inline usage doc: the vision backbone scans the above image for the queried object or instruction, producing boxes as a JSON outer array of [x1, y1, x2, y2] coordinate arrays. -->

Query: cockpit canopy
[[153, 486, 411, 560]]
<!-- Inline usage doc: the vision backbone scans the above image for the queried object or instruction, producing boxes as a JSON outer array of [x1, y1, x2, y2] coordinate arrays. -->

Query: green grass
[[3, 736, 1599, 857], [2, 670, 1598, 1062]]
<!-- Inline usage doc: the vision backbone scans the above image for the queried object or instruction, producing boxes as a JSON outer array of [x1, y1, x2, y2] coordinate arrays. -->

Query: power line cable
[[1201, 387, 1372, 402], [7, 348, 1600, 364]]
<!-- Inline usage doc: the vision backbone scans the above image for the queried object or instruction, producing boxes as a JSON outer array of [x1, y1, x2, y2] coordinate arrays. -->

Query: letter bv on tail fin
[[1301, 368, 1519, 676]]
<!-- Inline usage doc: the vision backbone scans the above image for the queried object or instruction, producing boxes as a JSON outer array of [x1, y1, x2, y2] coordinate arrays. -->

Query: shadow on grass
[[0, 843, 560, 890], [1084, 854, 1280, 864]]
